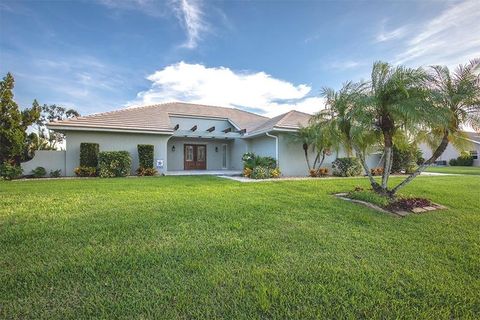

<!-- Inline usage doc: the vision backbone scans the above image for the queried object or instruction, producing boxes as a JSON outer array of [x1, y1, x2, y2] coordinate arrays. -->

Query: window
[[470, 150, 478, 160], [197, 146, 206, 161], [186, 146, 194, 161], [222, 144, 227, 169]]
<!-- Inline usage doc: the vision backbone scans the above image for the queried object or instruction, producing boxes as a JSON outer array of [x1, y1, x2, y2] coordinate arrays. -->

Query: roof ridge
[[73, 101, 269, 120]]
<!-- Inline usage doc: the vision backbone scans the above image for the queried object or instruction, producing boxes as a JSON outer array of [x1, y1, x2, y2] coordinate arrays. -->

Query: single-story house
[[419, 131, 480, 166], [22, 102, 379, 176]]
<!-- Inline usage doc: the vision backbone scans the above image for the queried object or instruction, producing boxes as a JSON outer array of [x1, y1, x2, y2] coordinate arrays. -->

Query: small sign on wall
[[156, 159, 164, 168]]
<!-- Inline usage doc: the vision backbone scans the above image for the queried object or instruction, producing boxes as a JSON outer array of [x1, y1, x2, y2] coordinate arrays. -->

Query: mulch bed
[[334, 193, 447, 217]]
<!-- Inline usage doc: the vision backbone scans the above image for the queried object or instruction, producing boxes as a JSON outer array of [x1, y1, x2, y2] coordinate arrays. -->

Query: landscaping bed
[[335, 187, 447, 217]]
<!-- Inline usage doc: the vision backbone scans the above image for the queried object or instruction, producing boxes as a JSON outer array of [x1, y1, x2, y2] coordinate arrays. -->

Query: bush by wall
[[249, 166, 281, 179], [0, 161, 23, 180], [332, 157, 362, 177], [50, 169, 62, 178], [391, 145, 422, 173], [136, 167, 157, 176], [80, 143, 99, 167], [309, 168, 329, 177], [449, 151, 474, 166], [74, 166, 97, 177], [98, 151, 132, 178], [138, 144, 154, 169], [242, 152, 276, 170], [31, 166, 47, 178]]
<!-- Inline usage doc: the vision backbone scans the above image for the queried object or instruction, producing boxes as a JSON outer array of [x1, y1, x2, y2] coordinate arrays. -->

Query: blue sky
[[1, 0, 479, 117]]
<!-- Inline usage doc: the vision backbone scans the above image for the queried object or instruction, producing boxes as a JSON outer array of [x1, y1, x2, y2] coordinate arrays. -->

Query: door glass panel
[[222, 144, 227, 168], [186, 146, 194, 161], [197, 146, 206, 161]]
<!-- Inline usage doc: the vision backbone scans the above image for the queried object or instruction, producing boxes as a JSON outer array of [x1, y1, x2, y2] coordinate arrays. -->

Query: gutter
[[265, 132, 279, 167]]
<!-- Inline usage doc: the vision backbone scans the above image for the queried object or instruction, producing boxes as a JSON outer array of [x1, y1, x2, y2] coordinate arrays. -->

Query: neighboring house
[[23, 102, 379, 176], [419, 132, 480, 166]]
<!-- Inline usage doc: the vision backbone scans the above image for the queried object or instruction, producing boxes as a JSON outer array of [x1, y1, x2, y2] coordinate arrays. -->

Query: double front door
[[184, 144, 206, 170]]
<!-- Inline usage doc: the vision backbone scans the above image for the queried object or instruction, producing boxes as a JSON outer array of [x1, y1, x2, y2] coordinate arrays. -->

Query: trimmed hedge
[[449, 151, 474, 166], [80, 143, 99, 167], [332, 157, 362, 177], [98, 151, 132, 178], [0, 161, 23, 180], [74, 166, 97, 177], [32, 166, 47, 178], [138, 144, 154, 169]]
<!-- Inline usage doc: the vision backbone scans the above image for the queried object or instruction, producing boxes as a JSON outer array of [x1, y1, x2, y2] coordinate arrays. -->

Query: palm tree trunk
[[303, 144, 311, 171], [318, 151, 326, 168], [381, 133, 393, 190], [313, 152, 320, 169], [354, 145, 382, 192], [390, 129, 449, 195]]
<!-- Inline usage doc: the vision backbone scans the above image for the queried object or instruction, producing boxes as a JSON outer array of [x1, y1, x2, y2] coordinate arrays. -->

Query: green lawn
[[426, 165, 480, 175], [1, 176, 479, 319]]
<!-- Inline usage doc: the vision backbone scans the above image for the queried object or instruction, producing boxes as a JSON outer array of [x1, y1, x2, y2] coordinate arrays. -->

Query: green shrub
[[74, 166, 97, 177], [138, 144, 154, 169], [251, 166, 269, 179], [242, 152, 276, 170], [50, 169, 62, 178], [392, 145, 422, 173], [31, 166, 47, 178], [0, 161, 23, 180], [98, 151, 131, 178], [80, 143, 99, 167], [249, 166, 281, 179], [332, 157, 362, 177], [136, 167, 158, 176], [449, 152, 474, 166]]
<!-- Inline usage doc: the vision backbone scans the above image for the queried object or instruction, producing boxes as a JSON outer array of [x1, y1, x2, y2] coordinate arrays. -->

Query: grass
[[426, 165, 480, 175], [347, 189, 391, 207], [1, 175, 480, 319]]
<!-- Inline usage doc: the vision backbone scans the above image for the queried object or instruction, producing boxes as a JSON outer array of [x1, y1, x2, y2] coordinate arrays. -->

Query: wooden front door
[[184, 144, 207, 170]]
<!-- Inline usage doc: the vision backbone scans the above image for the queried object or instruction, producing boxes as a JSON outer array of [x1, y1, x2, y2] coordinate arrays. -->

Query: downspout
[[265, 132, 279, 168]]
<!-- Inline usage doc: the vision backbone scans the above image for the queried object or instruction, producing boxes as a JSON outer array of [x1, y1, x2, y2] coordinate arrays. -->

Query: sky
[[1, 0, 479, 117]]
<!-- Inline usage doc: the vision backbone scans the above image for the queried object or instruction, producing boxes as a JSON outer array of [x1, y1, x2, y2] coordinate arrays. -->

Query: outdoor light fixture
[[215, 146, 218, 152], [172, 145, 175, 152]]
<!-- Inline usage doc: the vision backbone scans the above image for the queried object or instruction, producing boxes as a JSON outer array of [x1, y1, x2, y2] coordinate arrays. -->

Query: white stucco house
[[22, 102, 378, 177], [419, 131, 480, 166]]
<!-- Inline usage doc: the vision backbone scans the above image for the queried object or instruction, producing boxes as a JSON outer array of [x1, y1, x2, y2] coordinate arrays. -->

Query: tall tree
[[314, 62, 446, 197], [0, 73, 41, 164], [36, 104, 80, 150], [390, 58, 480, 193]]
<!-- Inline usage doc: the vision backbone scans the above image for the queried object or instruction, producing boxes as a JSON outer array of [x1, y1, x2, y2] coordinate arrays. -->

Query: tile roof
[[247, 110, 312, 136], [48, 102, 269, 133], [48, 102, 313, 136]]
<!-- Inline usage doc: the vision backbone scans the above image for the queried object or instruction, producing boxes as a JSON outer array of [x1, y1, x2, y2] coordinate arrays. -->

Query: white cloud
[[99, 0, 210, 49], [375, 26, 408, 43], [393, 0, 480, 67], [327, 60, 363, 70], [171, 0, 208, 49], [133, 62, 325, 117]]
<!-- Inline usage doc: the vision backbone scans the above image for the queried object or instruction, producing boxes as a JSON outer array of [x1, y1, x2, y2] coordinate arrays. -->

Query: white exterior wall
[[65, 131, 171, 176], [169, 116, 234, 132], [420, 141, 480, 166], [248, 132, 383, 177], [248, 135, 276, 159], [21, 150, 67, 176]]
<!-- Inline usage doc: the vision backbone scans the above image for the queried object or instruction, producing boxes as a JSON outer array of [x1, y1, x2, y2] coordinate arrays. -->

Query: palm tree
[[390, 58, 480, 194], [291, 126, 316, 171], [291, 124, 333, 171]]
